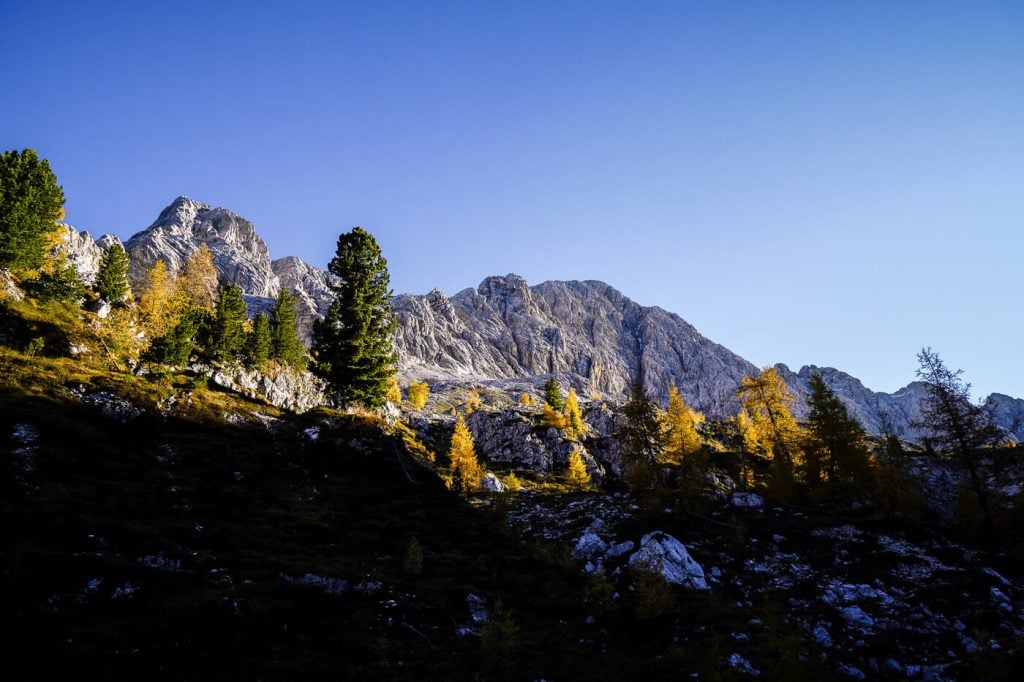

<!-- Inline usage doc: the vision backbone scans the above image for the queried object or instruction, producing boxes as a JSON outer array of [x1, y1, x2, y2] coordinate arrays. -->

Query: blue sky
[[2, 1, 1022, 398]]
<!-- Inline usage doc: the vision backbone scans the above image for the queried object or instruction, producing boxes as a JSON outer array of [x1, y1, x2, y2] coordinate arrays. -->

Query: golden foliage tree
[[733, 410, 758, 490], [136, 259, 181, 340], [519, 392, 537, 405], [542, 402, 566, 429], [736, 367, 803, 499], [386, 375, 402, 404], [662, 386, 704, 462], [448, 414, 482, 492], [563, 388, 586, 439], [407, 381, 429, 409], [464, 388, 482, 414], [177, 243, 218, 310], [567, 447, 591, 488]]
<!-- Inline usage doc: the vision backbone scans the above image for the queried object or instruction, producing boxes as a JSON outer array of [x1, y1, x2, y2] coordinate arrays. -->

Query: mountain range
[[59, 195, 1024, 440]]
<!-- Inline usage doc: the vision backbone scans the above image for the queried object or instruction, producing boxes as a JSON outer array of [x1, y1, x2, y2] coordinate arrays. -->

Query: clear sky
[[2, 1, 1022, 398]]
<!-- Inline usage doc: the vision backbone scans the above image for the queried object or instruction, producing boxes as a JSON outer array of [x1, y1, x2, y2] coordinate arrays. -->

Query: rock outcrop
[[192, 362, 326, 413], [57, 224, 122, 286]]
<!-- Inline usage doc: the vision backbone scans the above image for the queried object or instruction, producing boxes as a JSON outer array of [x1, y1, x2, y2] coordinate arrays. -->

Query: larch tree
[[177, 244, 218, 310], [566, 447, 591, 487], [95, 243, 131, 303], [0, 148, 65, 273], [270, 288, 305, 368], [448, 414, 483, 493], [407, 381, 430, 409], [803, 373, 872, 493], [311, 227, 397, 408], [563, 388, 586, 439], [662, 385, 704, 462], [137, 260, 181, 341], [914, 347, 1004, 522], [736, 367, 803, 499]]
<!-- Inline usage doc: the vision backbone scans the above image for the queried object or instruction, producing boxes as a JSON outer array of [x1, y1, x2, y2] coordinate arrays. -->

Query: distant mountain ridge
[[59, 196, 1024, 440]]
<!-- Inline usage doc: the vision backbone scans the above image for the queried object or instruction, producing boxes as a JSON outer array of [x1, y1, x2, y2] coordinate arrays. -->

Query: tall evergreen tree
[[248, 312, 272, 367], [95, 243, 130, 303], [311, 227, 397, 408], [915, 347, 1003, 521], [211, 283, 248, 362], [0, 149, 65, 273], [543, 377, 564, 410], [617, 379, 665, 493], [803, 373, 872, 492], [270, 288, 305, 368]]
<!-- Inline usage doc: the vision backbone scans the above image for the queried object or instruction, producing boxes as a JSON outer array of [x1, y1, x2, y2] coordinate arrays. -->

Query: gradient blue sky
[[2, 1, 1022, 398]]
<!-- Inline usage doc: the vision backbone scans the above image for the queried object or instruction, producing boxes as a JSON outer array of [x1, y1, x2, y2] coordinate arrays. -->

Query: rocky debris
[[629, 532, 710, 590], [571, 531, 608, 563], [466, 593, 488, 624], [193, 362, 325, 413], [281, 572, 349, 596], [479, 472, 508, 493], [67, 385, 143, 422], [11, 423, 40, 477], [137, 553, 182, 572], [731, 492, 765, 508], [727, 652, 760, 677]]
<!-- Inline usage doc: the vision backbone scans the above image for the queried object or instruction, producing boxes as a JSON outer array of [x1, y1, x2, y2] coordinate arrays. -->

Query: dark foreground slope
[[0, 350, 828, 681]]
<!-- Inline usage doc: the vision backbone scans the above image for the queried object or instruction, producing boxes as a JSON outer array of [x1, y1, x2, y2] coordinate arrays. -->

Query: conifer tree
[[543, 377, 564, 411], [564, 388, 586, 439], [0, 149, 65, 273], [407, 381, 429, 409], [137, 260, 181, 340], [386, 376, 403, 404], [248, 312, 272, 367], [915, 347, 1003, 522], [736, 367, 803, 499], [211, 283, 248, 362], [567, 447, 591, 487], [147, 306, 205, 366], [177, 244, 218, 310], [618, 379, 665, 493], [803, 373, 872, 492], [448, 414, 482, 493], [662, 385, 704, 462], [311, 227, 397, 408], [270, 288, 305, 367], [95, 243, 130, 303]]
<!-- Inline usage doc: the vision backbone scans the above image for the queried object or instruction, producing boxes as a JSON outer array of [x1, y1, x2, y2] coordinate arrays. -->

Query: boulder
[[629, 531, 709, 590]]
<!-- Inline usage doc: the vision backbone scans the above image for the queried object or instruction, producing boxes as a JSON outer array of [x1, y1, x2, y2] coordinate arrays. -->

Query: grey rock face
[[629, 531, 710, 590], [272, 256, 335, 344], [57, 224, 123, 286], [192, 362, 326, 413], [125, 196, 280, 297], [394, 274, 758, 415]]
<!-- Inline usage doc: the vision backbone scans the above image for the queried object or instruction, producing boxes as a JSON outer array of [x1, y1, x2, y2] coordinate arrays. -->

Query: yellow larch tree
[[448, 414, 482, 493], [736, 367, 804, 499], [176, 243, 218, 310], [661, 385, 704, 463], [566, 446, 591, 488], [407, 381, 429, 409], [563, 388, 586, 440], [136, 259, 181, 340]]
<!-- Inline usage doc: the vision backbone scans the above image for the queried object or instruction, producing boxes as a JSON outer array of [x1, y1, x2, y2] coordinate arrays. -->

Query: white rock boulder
[[629, 531, 709, 590]]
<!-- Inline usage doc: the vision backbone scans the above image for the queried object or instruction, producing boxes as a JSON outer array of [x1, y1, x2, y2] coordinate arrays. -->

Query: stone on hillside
[[480, 472, 508, 493], [193, 362, 325, 413], [732, 492, 765, 508], [572, 531, 608, 562], [629, 531, 709, 590]]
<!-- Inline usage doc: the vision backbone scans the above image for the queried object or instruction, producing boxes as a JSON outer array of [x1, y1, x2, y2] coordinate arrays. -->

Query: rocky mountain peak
[[125, 196, 278, 297]]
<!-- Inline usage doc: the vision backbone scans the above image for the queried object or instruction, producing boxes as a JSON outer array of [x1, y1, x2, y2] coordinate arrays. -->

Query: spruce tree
[[0, 149, 65, 273], [211, 282, 248, 362], [248, 312, 272, 367], [543, 377, 564, 410], [803, 373, 872, 492], [95, 243, 130, 303], [270, 288, 305, 368], [311, 227, 397, 408], [617, 379, 665, 494]]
